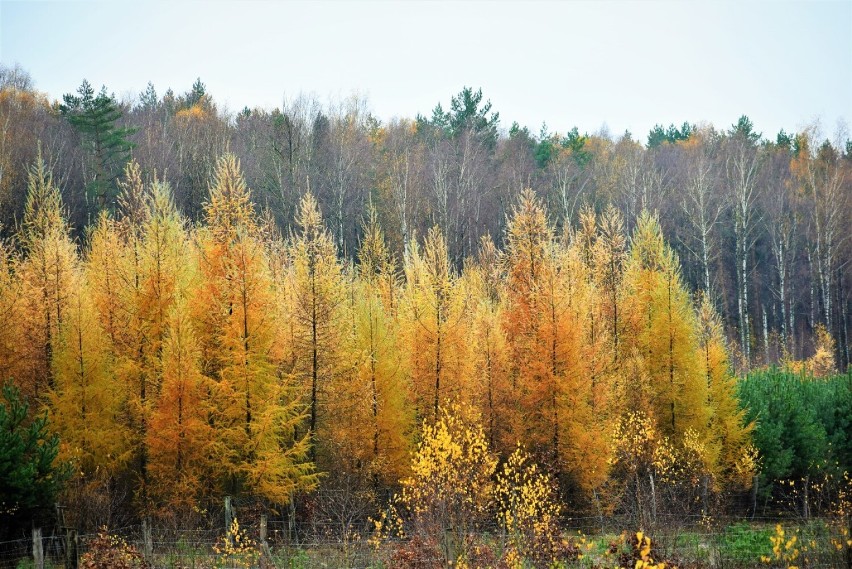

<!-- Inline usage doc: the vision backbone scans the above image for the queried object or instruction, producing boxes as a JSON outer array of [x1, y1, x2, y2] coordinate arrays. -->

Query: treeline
[[2, 150, 761, 533], [0, 64, 850, 371]]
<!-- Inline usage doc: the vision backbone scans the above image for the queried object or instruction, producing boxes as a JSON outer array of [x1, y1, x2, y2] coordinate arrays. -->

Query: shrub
[[80, 528, 149, 569], [212, 517, 260, 569], [495, 446, 564, 567], [372, 404, 497, 567]]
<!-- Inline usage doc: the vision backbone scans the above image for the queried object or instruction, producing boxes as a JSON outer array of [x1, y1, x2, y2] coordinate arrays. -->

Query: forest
[[0, 63, 851, 568]]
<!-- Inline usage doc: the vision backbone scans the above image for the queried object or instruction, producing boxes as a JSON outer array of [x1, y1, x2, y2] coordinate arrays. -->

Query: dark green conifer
[[60, 80, 135, 211]]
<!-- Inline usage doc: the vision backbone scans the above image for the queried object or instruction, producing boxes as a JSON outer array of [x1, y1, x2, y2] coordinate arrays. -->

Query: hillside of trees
[[1, 65, 849, 373], [0, 64, 850, 565]]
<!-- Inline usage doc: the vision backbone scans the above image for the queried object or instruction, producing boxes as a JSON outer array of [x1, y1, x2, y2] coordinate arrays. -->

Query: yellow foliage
[[622, 212, 708, 438], [317, 212, 412, 485], [697, 294, 754, 486], [193, 161, 317, 504], [402, 404, 496, 517], [373, 404, 496, 566], [401, 227, 473, 422], [0, 244, 21, 385], [733, 444, 761, 490], [17, 150, 77, 401], [808, 324, 836, 378], [502, 190, 604, 492], [467, 268, 513, 455], [495, 445, 563, 566], [373, 405, 576, 567], [286, 192, 346, 468], [147, 295, 216, 513], [204, 154, 258, 243], [49, 276, 129, 481], [212, 517, 259, 569], [347, 273, 413, 483], [761, 524, 801, 568], [175, 104, 207, 122], [632, 531, 670, 569], [609, 410, 659, 473], [782, 324, 836, 378]]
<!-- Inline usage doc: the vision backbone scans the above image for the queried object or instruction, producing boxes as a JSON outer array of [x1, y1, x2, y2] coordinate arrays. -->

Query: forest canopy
[[1, 69, 848, 371], [0, 66, 850, 545]]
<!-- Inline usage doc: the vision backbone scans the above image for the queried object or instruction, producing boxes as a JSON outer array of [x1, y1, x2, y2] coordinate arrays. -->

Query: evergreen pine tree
[[0, 383, 68, 537], [60, 80, 135, 211]]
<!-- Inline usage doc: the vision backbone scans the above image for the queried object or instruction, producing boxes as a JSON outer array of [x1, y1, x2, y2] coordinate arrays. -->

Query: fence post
[[224, 496, 233, 545], [846, 514, 852, 569], [649, 472, 657, 527], [750, 474, 758, 519], [287, 498, 296, 544], [142, 518, 153, 564], [64, 528, 78, 569], [32, 527, 44, 569], [259, 514, 272, 563]]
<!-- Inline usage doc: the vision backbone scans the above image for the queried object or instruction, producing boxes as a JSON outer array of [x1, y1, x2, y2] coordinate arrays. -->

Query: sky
[[1, 0, 851, 141]]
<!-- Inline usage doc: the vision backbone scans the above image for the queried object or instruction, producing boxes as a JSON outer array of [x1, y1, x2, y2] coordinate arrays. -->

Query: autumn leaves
[[1, 152, 752, 523]]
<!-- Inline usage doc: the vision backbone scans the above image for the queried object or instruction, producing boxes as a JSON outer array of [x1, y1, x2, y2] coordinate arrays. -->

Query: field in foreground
[[4, 517, 852, 569]]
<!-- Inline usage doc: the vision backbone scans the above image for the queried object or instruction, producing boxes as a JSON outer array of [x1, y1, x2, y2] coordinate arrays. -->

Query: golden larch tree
[[286, 192, 346, 466], [198, 154, 316, 502], [102, 160, 161, 507], [347, 215, 412, 484], [401, 226, 472, 424], [466, 236, 513, 455], [140, 179, 214, 513], [0, 240, 22, 385], [696, 294, 754, 488], [147, 294, 216, 515], [17, 150, 77, 402], [49, 268, 129, 483], [621, 212, 709, 440], [502, 190, 599, 493]]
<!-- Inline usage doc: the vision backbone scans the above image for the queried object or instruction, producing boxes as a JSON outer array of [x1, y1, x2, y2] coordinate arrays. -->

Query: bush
[[80, 528, 149, 569], [373, 406, 575, 568], [372, 404, 496, 567], [495, 446, 564, 567], [212, 517, 259, 569]]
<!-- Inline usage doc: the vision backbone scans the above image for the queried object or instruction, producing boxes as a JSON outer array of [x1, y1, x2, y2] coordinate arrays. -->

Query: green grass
[[716, 522, 773, 565]]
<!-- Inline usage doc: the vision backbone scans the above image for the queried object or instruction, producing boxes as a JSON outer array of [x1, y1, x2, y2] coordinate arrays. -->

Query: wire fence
[[1, 514, 850, 569]]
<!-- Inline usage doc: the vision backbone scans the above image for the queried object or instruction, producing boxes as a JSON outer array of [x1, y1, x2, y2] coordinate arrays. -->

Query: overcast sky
[[1, 0, 850, 141]]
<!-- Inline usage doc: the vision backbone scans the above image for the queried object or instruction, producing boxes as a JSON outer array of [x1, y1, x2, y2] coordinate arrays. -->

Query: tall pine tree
[[60, 80, 135, 211]]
